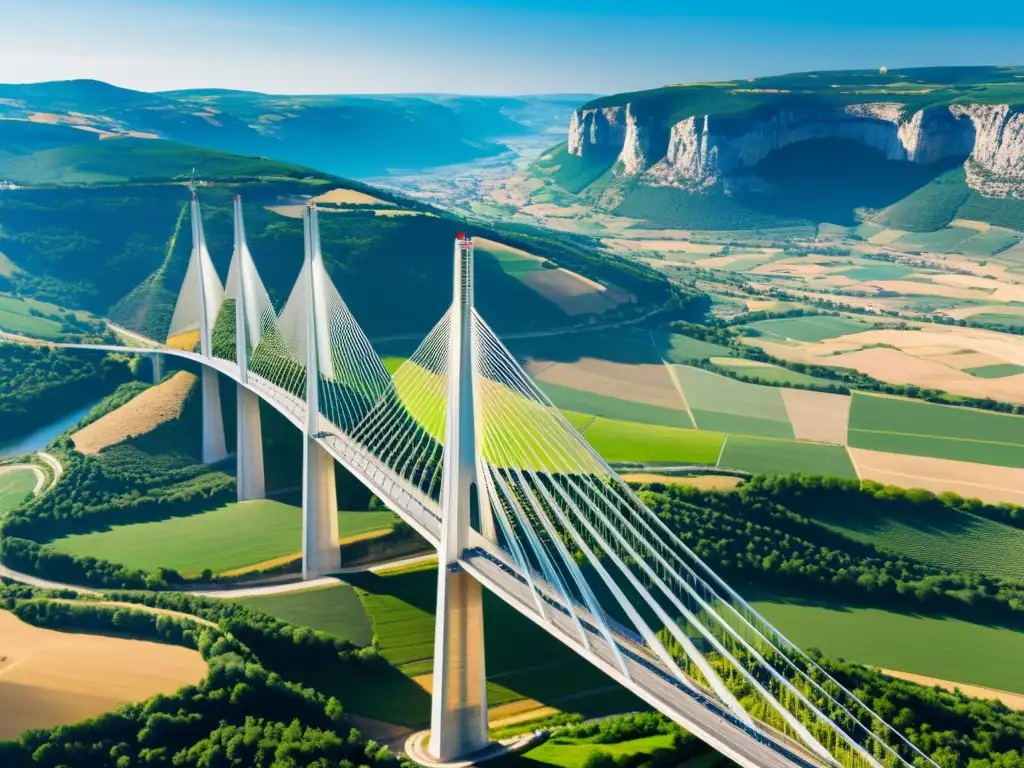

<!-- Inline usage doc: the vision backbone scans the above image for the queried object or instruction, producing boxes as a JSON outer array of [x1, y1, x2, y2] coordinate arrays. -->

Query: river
[[0, 399, 103, 458]]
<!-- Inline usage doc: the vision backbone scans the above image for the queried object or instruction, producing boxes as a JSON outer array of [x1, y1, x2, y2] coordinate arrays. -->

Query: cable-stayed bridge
[[33, 193, 934, 768]]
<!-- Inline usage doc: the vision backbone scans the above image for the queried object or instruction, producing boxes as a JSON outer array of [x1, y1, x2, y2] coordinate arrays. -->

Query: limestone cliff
[[567, 100, 1024, 198]]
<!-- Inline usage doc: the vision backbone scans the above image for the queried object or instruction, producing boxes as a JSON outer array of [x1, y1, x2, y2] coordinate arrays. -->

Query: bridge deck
[[49, 341, 828, 768]]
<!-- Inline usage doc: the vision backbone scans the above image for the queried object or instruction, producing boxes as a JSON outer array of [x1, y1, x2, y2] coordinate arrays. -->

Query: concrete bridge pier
[[151, 354, 164, 384], [236, 385, 265, 501], [301, 436, 340, 578], [429, 235, 490, 762], [300, 204, 340, 579], [201, 367, 228, 465]]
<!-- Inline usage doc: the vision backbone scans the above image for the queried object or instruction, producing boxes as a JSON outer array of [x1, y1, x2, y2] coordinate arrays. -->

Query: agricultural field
[[0, 294, 76, 339], [965, 363, 1024, 379], [847, 393, 1024, 468], [580, 417, 724, 464], [708, 358, 839, 387], [744, 325, 1024, 405], [848, 448, 1024, 507], [743, 315, 873, 343], [0, 468, 37, 515], [71, 371, 196, 455], [48, 501, 398, 576], [811, 500, 1024, 582], [498, 734, 683, 768], [890, 226, 978, 253], [341, 562, 639, 726], [718, 435, 857, 478], [236, 583, 374, 646], [537, 381, 693, 428], [653, 331, 734, 363], [672, 365, 794, 438], [751, 595, 1024, 695], [0, 609, 207, 739], [474, 237, 633, 316]]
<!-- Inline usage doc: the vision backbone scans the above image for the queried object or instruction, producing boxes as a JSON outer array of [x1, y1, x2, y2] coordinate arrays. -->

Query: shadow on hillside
[[739, 139, 968, 226], [504, 326, 663, 366]]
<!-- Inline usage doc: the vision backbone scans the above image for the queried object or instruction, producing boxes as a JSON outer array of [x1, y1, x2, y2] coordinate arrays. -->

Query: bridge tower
[[189, 191, 228, 466], [233, 196, 266, 502], [151, 354, 163, 384], [428, 234, 490, 762], [301, 205, 341, 579]]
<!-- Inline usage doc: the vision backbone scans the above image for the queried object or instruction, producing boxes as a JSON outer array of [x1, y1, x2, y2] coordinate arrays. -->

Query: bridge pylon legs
[[302, 435, 340, 579], [236, 384, 265, 502], [151, 354, 163, 384], [201, 367, 228, 465]]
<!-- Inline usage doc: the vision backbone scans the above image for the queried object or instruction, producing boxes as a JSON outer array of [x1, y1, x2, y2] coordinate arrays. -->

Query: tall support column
[[151, 354, 163, 384], [201, 367, 227, 464], [429, 234, 490, 762], [191, 191, 227, 465], [234, 196, 265, 501], [301, 205, 340, 579]]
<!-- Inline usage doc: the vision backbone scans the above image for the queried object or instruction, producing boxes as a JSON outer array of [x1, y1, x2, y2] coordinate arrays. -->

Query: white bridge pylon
[[86, 195, 935, 768]]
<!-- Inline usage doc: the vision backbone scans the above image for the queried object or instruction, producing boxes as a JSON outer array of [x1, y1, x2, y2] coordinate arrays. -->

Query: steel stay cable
[[473, 317, 905, 768]]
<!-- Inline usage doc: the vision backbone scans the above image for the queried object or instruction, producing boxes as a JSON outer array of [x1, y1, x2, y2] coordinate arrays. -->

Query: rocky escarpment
[[951, 104, 1024, 198], [568, 101, 1024, 198]]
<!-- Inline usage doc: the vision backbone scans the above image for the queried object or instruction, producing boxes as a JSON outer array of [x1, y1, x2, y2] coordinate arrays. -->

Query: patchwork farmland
[[504, 328, 1024, 502]]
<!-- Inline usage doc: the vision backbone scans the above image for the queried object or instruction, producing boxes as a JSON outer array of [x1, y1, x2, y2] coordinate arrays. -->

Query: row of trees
[[0, 587, 409, 768], [638, 476, 1024, 627]]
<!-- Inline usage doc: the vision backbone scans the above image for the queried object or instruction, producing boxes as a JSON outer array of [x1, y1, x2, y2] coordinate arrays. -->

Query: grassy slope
[[236, 584, 374, 647], [752, 595, 1024, 694], [48, 501, 397, 576], [0, 469, 37, 515], [0, 136, 677, 339], [498, 735, 681, 768], [817, 503, 1024, 582], [341, 562, 641, 725]]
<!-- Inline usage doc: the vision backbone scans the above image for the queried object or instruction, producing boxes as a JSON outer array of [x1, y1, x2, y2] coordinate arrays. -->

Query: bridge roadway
[[51, 342, 822, 768]]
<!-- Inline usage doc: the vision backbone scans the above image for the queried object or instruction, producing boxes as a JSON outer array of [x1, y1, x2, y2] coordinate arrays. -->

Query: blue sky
[[2, 0, 1022, 95]]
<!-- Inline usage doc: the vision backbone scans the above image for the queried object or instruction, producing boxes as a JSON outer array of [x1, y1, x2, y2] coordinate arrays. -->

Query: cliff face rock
[[566, 100, 1024, 197], [952, 104, 1024, 198], [568, 106, 628, 158]]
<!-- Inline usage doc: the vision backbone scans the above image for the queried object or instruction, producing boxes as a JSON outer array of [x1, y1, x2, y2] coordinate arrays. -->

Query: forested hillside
[[0, 138, 687, 340], [0, 346, 135, 436]]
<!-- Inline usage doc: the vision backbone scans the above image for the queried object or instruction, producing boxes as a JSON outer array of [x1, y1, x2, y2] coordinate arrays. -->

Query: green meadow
[[744, 315, 870, 342], [718, 435, 857, 478], [752, 595, 1024, 694], [847, 393, 1024, 468], [581, 418, 725, 464], [0, 469, 37, 515], [335, 562, 640, 726], [237, 583, 374, 646], [964, 363, 1024, 379], [48, 500, 398, 576]]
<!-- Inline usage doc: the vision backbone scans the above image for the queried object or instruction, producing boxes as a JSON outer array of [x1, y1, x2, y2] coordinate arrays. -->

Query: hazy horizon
[[2, 0, 1023, 96]]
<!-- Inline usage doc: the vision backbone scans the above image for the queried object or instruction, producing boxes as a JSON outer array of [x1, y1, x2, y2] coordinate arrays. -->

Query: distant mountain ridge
[[0, 79, 591, 179], [529, 66, 1024, 230]]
